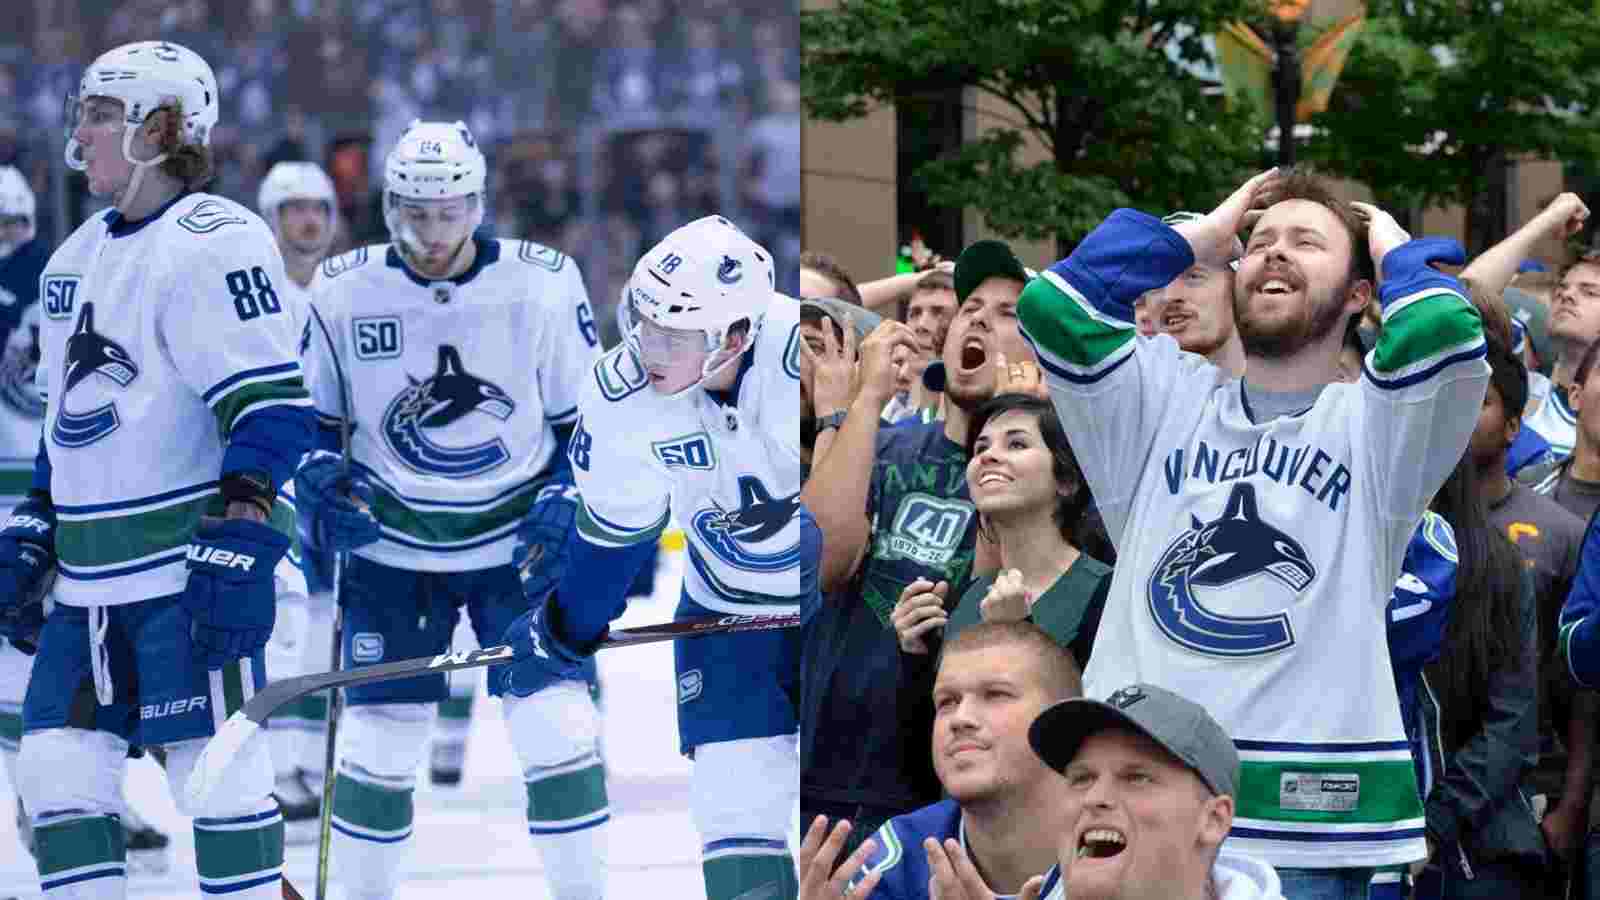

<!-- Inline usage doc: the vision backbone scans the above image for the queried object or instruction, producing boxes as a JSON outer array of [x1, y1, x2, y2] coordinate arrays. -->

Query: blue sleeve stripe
[[202, 361, 302, 405], [1030, 332, 1137, 386], [1360, 342, 1487, 392]]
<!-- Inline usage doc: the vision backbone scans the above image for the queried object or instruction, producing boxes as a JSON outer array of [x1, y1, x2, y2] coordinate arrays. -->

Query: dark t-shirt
[[800, 421, 979, 813], [1488, 481, 1587, 797], [946, 553, 1113, 667]]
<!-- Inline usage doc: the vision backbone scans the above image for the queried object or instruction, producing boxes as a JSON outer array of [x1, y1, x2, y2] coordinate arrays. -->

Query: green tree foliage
[[803, 0, 1270, 253], [1300, 0, 1600, 254]]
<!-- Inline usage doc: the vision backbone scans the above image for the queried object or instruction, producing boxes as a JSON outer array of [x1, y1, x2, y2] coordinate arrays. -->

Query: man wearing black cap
[[800, 238, 1038, 857], [1019, 684, 1284, 900]]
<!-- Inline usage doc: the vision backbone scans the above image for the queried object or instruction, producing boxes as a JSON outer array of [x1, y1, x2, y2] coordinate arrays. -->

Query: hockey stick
[[187, 611, 798, 810], [304, 303, 353, 900]]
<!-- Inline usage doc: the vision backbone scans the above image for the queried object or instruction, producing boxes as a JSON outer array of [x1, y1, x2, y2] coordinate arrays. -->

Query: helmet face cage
[[63, 41, 219, 177]]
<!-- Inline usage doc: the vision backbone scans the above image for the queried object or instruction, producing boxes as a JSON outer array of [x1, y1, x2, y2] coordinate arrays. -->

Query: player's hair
[[1267, 168, 1375, 288], [799, 251, 863, 306], [939, 621, 1084, 701], [898, 269, 957, 323], [152, 101, 215, 191], [1484, 330, 1530, 422], [1559, 250, 1600, 288], [1426, 454, 1527, 754], [964, 393, 1089, 544]]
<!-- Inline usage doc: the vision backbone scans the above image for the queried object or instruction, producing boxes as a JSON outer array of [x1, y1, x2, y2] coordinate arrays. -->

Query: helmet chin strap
[[114, 122, 171, 214], [642, 328, 751, 401]]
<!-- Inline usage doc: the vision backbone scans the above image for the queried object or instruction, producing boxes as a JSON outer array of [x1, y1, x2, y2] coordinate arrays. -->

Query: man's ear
[[1346, 280, 1375, 317], [1572, 383, 1586, 417], [1504, 414, 1521, 450], [1197, 791, 1234, 851]]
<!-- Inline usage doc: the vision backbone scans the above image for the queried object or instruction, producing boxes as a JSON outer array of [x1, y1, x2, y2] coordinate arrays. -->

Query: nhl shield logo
[[433, 284, 453, 304]]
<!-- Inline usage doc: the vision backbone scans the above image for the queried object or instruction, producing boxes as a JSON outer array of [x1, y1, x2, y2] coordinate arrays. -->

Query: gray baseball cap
[[800, 296, 880, 342], [1028, 683, 1240, 798]]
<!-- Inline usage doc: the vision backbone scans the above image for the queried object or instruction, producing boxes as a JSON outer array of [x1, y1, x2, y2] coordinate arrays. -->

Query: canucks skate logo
[[691, 475, 800, 574], [1147, 483, 1315, 658], [717, 255, 743, 285], [381, 344, 515, 478], [52, 303, 137, 448]]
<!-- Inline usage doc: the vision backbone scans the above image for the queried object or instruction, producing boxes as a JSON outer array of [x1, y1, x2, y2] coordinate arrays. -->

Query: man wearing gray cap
[[1025, 684, 1284, 900]]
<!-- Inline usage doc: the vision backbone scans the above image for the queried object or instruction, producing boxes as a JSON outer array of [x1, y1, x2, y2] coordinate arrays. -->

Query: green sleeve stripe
[[1369, 290, 1483, 377], [576, 502, 669, 547], [212, 376, 310, 434], [1018, 272, 1137, 376]]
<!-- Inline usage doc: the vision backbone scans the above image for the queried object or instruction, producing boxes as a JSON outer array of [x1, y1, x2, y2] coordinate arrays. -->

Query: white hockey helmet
[[258, 160, 338, 243], [64, 41, 219, 174], [382, 120, 486, 272], [0, 166, 36, 260], [623, 215, 775, 396]]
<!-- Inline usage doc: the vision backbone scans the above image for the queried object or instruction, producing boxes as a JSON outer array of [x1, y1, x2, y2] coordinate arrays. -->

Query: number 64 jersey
[[36, 192, 311, 607], [571, 295, 802, 613]]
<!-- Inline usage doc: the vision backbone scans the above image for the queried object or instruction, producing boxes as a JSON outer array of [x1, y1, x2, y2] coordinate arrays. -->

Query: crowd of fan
[[0, 0, 799, 343], [797, 173, 1600, 900]]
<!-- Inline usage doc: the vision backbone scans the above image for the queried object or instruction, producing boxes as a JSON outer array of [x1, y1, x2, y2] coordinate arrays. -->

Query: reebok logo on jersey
[[4, 515, 50, 534], [186, 546, 257, 571], [141, 695, 207, 720]]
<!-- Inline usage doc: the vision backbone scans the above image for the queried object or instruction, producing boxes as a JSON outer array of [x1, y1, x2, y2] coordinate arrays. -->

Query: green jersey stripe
[[1370, 292, 1481, 376], [212, 376, 309, 434], [1018, 273, 1136, 373], [577, 502, 668, 547], [57, 493, 298, 569], [371, 480, 537, 545], [1236, 757, 1422, 826]]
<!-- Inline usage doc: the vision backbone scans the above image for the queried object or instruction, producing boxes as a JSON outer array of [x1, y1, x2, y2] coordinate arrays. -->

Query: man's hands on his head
[[1348, 202, 1413, 277], [857, 320, 924, 410], [1173, 168, 1281, 268], [800, 816, 882, 900]]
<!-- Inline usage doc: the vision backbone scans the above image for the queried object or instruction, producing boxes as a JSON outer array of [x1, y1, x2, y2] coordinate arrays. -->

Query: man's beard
[[1235, 281, 1349, 359], [943, 374, 992, 414]]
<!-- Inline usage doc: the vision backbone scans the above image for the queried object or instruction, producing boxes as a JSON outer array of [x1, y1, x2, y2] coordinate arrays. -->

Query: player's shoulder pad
[[319, 244, 377, 281], [171, 193, 268, 239], [586, 343, 654, 408], [513, 239, 568, 273]]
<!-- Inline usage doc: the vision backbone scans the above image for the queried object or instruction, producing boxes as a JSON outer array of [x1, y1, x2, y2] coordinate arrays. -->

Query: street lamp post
[[1269, 0, 1311, 168]]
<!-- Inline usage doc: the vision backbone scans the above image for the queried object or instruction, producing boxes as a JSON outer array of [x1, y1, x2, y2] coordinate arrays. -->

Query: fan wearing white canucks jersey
[[295, 120, 609, 900], [256, 160, 340, 840], [1016, 170, 1490, 883], [0, 41, 315, 899], [503, 215, 801, 900]]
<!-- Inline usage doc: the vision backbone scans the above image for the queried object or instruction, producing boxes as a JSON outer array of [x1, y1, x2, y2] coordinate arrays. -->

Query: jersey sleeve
[[1386, 510, 1457, 674], [534, 252, 602, 429], [299, 281, 348, 446], [1560, 509, 1600, 688], [767, 302, 803, 464], [1357, 238, 1489, 525], [569, 352, 673, 548], [159, 224, 312, 442], [1016, 209, 1219, 537]]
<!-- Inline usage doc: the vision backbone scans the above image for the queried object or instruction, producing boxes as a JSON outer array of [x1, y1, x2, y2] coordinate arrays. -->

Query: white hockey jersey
[[571, 295, 801, 613], [303, 237, 600, 571], [1522, 370, 1574, 460], [38, 193, 311, 607], [1017, 210, 1489, 869]]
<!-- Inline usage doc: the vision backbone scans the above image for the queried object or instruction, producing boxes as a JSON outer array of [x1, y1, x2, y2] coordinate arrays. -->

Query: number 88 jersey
[[37, 192, 310, 607]]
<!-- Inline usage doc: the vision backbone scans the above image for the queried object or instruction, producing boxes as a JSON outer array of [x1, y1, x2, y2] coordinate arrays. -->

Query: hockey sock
[[429, 690, 473, 784], [525, 752, 610, 900], [701, 838, 798, 900], [0, 710, 23, 854], [31, 811, 126, 897], [193, 803, 284, 897], [293, 693, 329, 782], [329, 763, 414, 899]]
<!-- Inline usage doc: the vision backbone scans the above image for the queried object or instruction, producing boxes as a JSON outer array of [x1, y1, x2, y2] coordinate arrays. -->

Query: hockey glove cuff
[[180, 516, 289, 668], [512, 476, 579, 605], [295, 450, 381, 552], [501, 597, 588, 698], [0, 494, 57, 652]]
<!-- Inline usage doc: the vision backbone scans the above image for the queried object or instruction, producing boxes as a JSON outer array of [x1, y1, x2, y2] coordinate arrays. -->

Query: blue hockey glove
[[295, 450, 380, 552], [180, 516, 290, 668], [0, 495, 57, 654], [512, 476, 579, 604], [500, 599, 588, 698]]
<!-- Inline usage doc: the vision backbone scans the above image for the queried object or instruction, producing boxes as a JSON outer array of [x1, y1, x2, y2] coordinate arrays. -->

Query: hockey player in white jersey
[[256, 159, 339, 839], [502, 216, 802, 900], [295, 119, 609, 900], [0, 40, 315, 897]]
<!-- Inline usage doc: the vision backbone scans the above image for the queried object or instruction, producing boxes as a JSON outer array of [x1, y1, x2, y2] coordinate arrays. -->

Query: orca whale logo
[[52, 303, 137, 448], [1147, 482, 1315, 658], [691, 475, 800, 574], [716, 255, 743, 285], [381, 344, 515, 478]]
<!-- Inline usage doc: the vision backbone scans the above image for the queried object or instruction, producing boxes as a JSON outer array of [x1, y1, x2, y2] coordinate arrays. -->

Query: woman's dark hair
[[1426, 453, 1526, 752], [964, 393, 1089, 544]]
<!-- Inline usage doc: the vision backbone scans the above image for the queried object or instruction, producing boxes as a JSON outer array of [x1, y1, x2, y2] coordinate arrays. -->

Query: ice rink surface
[[0, 549, 793, 898]]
